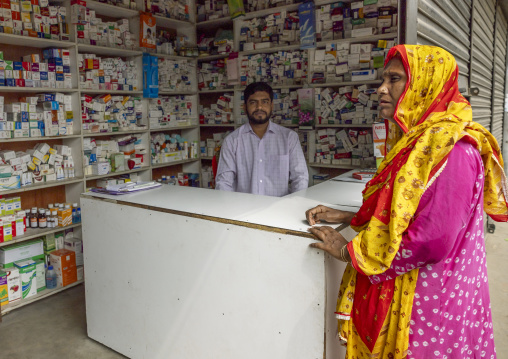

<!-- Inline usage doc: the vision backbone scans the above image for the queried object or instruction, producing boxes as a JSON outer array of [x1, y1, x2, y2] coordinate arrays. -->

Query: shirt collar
[[243, 121, 277, 136]]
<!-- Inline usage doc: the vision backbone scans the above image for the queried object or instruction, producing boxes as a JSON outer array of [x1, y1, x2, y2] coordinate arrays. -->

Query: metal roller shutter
[[470, 0, 496, 130], [491, 7, 507, 147], [414, 0, 472, 93]]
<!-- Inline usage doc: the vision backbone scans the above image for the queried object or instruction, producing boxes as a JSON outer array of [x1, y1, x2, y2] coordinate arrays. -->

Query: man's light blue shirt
[[215, 121, 309, 197]]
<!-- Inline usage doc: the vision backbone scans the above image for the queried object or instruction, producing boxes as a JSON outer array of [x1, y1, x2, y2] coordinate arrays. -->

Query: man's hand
[[308, 226, 349, 261], [305, 205, 356, 226]]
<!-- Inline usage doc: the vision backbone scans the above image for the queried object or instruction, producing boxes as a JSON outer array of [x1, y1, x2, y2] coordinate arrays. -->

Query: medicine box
[[0, 239, 44, 268], [0, 271, 8, 306], [1, 266, 21, 303], [49, 249, 77, 287], [43, 233, 56, 253], [58, 207, 72, 227], [64, 237, 83, 266], [35, 259, 46, 292], [14, 259, 37, 299]]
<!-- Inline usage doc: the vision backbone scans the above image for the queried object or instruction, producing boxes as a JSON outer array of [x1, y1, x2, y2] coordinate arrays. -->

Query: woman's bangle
[[340, 244, 351, 264]]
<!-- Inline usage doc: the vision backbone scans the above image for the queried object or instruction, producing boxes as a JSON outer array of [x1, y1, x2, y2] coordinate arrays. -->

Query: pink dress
[[368, 139, 496, 358]]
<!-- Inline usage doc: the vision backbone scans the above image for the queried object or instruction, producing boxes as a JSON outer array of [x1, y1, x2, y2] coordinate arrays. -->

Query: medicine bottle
[[30, 208, 38, 228], [38, 209, 47, 228]]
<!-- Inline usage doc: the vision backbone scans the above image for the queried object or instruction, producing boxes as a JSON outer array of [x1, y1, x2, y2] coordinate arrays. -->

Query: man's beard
[[247, 109, 272, 125]]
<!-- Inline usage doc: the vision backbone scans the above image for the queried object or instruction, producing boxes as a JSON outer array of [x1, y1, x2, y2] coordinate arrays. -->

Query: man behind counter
[[215, 82, 309, 197]]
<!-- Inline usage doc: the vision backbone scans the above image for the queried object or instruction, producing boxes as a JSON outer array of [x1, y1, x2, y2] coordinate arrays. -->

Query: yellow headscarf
[[336, 45, 508, 358]]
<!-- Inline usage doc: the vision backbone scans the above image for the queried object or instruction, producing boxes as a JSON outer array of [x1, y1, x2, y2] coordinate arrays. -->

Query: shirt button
[[259, 159, 262, 162], [260, 180, 263, 183]]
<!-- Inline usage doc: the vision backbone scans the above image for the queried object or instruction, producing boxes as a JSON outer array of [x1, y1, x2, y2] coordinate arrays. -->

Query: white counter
[[82, 181, 365, 359]]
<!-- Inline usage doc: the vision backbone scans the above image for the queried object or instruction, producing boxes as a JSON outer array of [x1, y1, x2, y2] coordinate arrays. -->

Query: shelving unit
[[0, 0, 398, 312], [0, 0, 200, 314], [0, 224, 83, 248], [194, 2, 399, 179], [1, 280, 84, 315]]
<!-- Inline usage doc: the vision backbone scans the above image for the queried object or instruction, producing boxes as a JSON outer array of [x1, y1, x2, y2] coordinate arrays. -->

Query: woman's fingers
[[308, 227, 326, 241], [309, 242, 326, 250], [306, 205, 328, 225]]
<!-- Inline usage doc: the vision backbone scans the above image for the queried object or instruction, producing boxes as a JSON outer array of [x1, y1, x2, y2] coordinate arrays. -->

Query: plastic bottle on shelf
[[161, 176, 167, 184], [77, 208, 81, 223], [46, 265, 57, 289], [51, 210, 58, 228], [72, 208, 77, 224], [56, 166, 65, 181], [168, 176, 177, 185], [68, 159, 75, 178]]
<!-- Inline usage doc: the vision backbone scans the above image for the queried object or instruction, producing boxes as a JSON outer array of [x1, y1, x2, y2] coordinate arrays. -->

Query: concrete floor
[[1, 223, 507, 359]]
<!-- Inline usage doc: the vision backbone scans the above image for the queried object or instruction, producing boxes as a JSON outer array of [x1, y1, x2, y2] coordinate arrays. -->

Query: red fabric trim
[[212, 156, 218, 179], [384, 46, 410, 133], [351, 138, 420, 228], [488, 213, 508, 222], [352, 274, 395, 352], [429, 154, 450, 179], [347, 241, 365, 276]]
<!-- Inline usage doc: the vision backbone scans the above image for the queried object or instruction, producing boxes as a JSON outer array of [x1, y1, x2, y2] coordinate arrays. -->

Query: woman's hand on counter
[[305, 205, 356, 226], [308, 226, 349, 261]]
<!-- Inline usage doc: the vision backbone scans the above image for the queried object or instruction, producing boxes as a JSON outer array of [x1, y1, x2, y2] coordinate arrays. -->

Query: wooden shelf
[[0, 32, 74, 48], [83, 129, 148, 137], [150, 125, 198, 132], [159, 91, 196, 96], [1, 134, 82, 142], [197, 54, 229, 62], [1, 280, 84, 315], [0, 177, 84, 196], [154, 14, 195, 28], [0, 87, 77, 93], [272, 84, 305, 90], [199, 123, 235, 127], [311, 80, 382, 88], [80, 89, 143, 95], [0, 223, 82, 248], [316, 33, 398, 48], [243, 3, 300, 20], [240, 44, 301, 56], [196, 17, 232, 28], [84, 0, 139, 18], [199, 88, 235, 93], [151, 158, 200, 169], [151, 53, 197, 61], [77, 43, 143, 57], [201, 156, 213, 160], [85, 167, 150, 181]]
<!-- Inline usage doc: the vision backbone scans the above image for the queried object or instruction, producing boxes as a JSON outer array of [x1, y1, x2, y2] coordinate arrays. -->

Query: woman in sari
[[306, 44, 507, 358]]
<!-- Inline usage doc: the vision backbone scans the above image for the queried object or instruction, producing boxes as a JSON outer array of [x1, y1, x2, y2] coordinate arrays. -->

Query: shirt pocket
[[268, 154, 289, 179]]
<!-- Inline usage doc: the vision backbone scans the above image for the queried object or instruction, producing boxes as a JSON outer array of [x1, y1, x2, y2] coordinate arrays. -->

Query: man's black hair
[[244, 82, 273, 105]]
